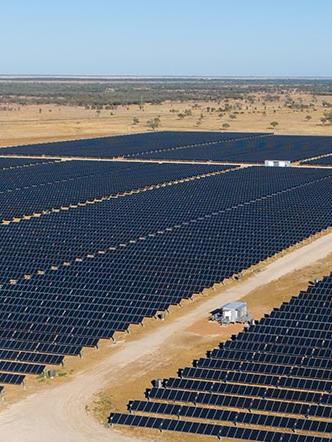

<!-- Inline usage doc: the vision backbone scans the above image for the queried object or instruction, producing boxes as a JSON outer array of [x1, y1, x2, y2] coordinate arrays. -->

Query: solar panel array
[[109, 274, 332, 441], [0, 165, 332, 390], [133, 134, 332, 164], [0, 161, 231, 220], [1, 166, 332, 282], [0, 131, 256, 158], [1, 132, 331, 164]]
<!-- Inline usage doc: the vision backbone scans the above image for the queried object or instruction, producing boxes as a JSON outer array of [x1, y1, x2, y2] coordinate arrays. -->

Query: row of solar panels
[[109, 274, 332, 440], [111, 414, 329, 442], [129, 401, 332, 433]]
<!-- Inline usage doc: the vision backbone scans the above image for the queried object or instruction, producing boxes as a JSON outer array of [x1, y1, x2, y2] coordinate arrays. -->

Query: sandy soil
[[0, 231, 332, 441], [0, 92, 331, 148]]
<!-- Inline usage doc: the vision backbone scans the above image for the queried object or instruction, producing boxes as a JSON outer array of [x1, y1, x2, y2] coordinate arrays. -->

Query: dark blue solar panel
[[1, 166, 331, 280], [0, 160, 232, 220], [135, 134, 332, 163], [0, 131, 256, 158], [109, 274, 332, 439]]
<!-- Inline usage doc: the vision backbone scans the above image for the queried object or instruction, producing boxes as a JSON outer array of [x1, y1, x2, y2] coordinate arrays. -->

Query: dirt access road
[[1, 232, 332, 442]]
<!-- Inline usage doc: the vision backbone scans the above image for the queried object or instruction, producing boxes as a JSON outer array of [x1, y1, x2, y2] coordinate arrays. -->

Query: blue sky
[[1, 0, 331, 76]]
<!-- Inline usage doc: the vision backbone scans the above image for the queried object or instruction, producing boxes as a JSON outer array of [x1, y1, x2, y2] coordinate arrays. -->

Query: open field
[[0, 90, 331, 148]]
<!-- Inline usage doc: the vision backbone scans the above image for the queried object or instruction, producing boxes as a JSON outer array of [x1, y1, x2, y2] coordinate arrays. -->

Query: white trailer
[[211, 301, 250, 324], [265, 160, 291, 167]]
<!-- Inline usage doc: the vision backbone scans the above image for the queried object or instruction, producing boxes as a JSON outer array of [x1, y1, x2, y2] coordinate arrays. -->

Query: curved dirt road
[[1, 232, 332, 442]]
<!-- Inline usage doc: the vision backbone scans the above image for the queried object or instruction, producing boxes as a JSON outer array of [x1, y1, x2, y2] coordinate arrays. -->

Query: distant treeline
[[0, 78, 331, 107]]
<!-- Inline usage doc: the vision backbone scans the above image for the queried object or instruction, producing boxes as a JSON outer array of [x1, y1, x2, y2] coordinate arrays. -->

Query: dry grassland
[[0, 92, 331, 148]]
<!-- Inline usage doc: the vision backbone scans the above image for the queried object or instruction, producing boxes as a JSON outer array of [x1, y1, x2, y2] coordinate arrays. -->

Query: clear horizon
[[2, 0, 332, 77], [1, 75, 332, 79]]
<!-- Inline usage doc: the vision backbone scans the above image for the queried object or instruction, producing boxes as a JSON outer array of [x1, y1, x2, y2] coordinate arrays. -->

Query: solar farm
[[0, 130, 332, 441]]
